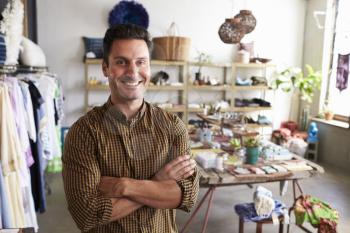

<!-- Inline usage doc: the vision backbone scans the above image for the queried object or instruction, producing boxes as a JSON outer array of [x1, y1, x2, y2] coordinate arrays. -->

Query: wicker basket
[[152, 36, 191, 61]]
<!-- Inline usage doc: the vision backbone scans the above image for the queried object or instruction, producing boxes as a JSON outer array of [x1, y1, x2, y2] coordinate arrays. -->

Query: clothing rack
[[0, 64, 49, 75]]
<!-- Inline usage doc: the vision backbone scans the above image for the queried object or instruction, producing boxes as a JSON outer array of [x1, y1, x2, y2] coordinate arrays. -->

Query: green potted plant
[[244, 136, 260, 164], [230, 138, 241, 150], [272, 64, 322, 129]]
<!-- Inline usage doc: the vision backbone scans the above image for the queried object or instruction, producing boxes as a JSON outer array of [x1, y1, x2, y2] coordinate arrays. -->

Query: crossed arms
[[99, 155, 197, 221]]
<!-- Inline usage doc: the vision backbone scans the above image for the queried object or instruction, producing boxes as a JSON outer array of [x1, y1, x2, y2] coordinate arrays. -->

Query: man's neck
[[110, 97, 143, 120]]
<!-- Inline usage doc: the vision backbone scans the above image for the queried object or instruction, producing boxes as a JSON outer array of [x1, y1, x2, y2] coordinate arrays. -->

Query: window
[[327, 0, 350, 120]]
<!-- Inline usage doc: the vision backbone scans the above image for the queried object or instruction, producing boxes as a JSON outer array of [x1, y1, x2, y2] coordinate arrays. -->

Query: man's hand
[[99, 177, 129, 198], [153, 155, 196, 181]]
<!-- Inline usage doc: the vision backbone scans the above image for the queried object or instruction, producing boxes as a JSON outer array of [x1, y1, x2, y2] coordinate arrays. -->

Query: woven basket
[[152, 36, 191, 61]]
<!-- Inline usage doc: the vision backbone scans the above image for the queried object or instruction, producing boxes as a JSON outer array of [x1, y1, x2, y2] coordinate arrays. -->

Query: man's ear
[[102, 62, 109, 77]]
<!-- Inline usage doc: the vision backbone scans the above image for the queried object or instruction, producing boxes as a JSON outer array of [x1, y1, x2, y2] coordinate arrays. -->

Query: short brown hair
[[103, 24, 152, 65]]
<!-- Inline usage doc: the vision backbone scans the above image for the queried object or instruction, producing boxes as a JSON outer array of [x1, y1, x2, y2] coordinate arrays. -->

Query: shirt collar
[[104, 96, 146, 125]]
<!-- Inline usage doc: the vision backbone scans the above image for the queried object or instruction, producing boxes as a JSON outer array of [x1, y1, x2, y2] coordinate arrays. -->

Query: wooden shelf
[[148, 85, 185, 90], [245, 123, 273, 129], [160, 106, 186, 112], [231, 106, 272, 112], [86, 83, 109, 90], [151, 60, 186, 66], [188, 108, 231, 113], [85, 58, 103, 64], [188, 85, 231, 91], [233, 85, 270, 91], [233, 62, 276, 68], [188, 61, 231, 68]]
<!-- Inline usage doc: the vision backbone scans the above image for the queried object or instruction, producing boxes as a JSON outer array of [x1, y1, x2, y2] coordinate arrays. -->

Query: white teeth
[[124, 81, 140, 86]]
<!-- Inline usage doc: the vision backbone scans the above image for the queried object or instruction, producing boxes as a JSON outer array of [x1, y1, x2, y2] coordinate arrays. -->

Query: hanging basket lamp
[[218, 10, 257, 44]]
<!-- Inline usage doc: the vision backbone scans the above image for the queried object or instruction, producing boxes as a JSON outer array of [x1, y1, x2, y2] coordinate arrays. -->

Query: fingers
[[153, 155, 196, 181], [171, 157, 195, 175], [176, 160, 196, 180], [165, 155, 191, 169]]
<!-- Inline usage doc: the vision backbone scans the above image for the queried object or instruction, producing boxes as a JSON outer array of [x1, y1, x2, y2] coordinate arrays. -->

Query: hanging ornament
[[218, 18, 245, 44], [234, 10, 257, 34]]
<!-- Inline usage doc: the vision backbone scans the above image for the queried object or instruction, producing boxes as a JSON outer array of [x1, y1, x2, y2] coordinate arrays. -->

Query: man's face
[[102, 39, 151, 103]]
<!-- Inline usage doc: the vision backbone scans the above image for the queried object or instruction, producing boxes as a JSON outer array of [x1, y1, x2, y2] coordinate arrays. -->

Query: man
[[62, 24, 199, 233]]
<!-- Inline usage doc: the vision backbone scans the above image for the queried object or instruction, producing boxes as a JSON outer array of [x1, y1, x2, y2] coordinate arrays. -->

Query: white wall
[[37, 0, 306, 126]]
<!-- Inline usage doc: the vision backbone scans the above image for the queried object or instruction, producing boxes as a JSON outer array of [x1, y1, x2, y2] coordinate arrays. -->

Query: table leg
[[180, 186, 215, 233], [200, 186, 216, 233]]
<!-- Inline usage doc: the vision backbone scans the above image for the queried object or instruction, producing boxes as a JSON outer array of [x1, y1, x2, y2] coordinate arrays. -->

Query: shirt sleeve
[[170, 115, 200, 212], [62, 117, 113, 232]]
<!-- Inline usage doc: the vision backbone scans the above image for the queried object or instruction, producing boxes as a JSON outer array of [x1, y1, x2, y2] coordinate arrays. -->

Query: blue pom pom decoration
[[108, 0, 149, 29]]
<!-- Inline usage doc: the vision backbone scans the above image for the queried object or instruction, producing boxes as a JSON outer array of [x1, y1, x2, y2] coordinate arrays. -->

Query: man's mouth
[[122, 80, 143, 87]]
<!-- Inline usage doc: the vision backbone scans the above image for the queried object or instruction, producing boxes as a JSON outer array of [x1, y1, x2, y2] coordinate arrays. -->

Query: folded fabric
[[254, 186, 275, 217], [294, 195, 339, 231], [235, 200, 285, 222]]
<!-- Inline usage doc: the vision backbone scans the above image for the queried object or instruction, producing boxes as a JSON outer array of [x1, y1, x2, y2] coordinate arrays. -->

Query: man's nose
[[126, 62, 138, 77]]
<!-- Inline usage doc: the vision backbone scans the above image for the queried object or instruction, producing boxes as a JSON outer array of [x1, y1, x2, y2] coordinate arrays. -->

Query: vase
[[246, 147, 259, 164], [195, 72, 201, 81], [325, 112, 334, 121]]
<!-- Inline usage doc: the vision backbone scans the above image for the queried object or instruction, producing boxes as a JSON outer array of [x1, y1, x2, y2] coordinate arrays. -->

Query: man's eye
[[115, 60, 126, 65], [137, 60, 148, 66]]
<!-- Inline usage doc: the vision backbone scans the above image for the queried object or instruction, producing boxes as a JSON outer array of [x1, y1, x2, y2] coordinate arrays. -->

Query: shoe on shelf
[[244, 116, 257, 124], [243, 99, 259, 107], [251, 76, 268, 86], [257, 115, 272, 125], [236, 76, 252, 86], [235, 98, 246, 107], [252, 98, 271, 107]]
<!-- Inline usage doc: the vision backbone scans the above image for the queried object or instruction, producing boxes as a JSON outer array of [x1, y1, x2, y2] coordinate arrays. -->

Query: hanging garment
[[336, 53, 350, 91], [27, 80, 47, 213], [0, 84, 26, 227], [19, 81, 37, 143], [7, 78, 39, 230], [0, 157, 13, 228], [6, 77, 34, 168], [36, 75, 61, 162]]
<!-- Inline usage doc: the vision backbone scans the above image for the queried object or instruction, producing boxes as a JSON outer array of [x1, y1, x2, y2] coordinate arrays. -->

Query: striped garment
[[62, 97, 199, 233]]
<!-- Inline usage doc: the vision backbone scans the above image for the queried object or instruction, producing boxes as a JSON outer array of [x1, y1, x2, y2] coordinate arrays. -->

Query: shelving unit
[[83, 59, 275, 130], [187, 62, 232, 117], [231, 62, 276, 133]]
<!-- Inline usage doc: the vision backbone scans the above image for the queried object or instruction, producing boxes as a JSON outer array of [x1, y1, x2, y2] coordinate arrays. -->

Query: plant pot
[[325, 111, 334, 121], [246, 147, 259, 164]]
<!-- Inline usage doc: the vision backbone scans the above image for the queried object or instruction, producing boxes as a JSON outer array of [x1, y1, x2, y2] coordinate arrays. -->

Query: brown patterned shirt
[[62, 98, 199, 233]]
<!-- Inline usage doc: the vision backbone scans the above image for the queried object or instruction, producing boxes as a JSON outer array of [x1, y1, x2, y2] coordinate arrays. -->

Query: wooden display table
[[180, 154, 324, 233]]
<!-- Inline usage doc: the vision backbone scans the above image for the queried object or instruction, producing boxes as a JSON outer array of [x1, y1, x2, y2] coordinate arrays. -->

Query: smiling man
[[62, 24, 199, 233]]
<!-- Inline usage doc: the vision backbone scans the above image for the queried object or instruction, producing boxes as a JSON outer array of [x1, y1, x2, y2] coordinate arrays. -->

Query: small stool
[[235, 202, 285, 233], [305, 141, 319, 162], [238, 215, 284, 233]]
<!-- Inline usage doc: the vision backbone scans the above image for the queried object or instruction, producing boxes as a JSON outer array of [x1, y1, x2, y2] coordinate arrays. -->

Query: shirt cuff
[[96, 193, 113, 225], [176, 168, 200, 212]]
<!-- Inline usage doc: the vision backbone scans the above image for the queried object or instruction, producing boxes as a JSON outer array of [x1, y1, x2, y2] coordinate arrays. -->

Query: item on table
[[234, 167, 251, 175], [194, 151, 217, 169], [260, 166, 278, 174], [281, 160, 313, 171], [270, 164, 288, 173], [249, 167, 266, 175]]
